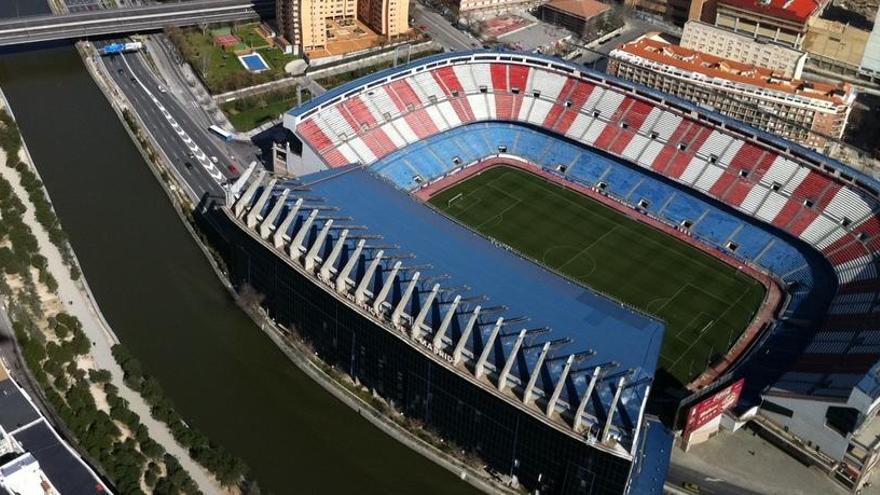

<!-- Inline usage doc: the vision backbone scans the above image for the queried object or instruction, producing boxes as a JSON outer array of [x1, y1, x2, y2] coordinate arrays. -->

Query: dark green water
[[0, 44, 476, 495]]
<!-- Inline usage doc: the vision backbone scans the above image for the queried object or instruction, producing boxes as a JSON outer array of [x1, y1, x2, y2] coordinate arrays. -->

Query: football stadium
[[197, 50, 880, 493]]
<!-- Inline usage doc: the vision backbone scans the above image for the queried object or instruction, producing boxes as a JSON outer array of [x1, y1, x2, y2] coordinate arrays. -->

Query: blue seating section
[[757, 241, 808, 276], [662, 195, 705, 226], [693, 210, 740, 245], [374, 160, 419, 190], [569, 155, 613, 185], [730, 226, 774, 260], [603, 167, 643, 199], [630, 182, 673, 215]]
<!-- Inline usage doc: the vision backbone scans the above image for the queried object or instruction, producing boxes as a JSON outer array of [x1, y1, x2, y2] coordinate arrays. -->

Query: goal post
[[447, 193, 464, 207]]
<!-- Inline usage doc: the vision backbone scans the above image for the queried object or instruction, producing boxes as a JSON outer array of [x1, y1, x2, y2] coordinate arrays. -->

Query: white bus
[[208, 125, 234, 142]]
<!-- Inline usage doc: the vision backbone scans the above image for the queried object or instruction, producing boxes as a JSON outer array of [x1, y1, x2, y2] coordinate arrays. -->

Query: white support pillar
[[574, 366, 602, 433], [354, 250, 383, 305], [497, 329, 527, 392], [335, 239, 365, 293], [234, 169, 266, 218], [474, 319, 503, 380], [273, 198, 302, 249], [546, 355, 574, 418], [432, 295, 461, 350], [452, 307, 483, 366], [391, 272, 420, 327], [259, 188, 289, 239], [229, 160, 256, 198], [247, 178, 277, 229], [319, 229, 349, 282], [411, 284, 440, 338], [304, 219, 333, 273], [371, 261, 401, 315], [523, 342, 550, 406], [601, 377, 627, 443], [289, 209, 318, 259]]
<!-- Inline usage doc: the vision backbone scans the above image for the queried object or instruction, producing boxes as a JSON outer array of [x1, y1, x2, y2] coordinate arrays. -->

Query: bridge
[[0, 0, 274, 46]]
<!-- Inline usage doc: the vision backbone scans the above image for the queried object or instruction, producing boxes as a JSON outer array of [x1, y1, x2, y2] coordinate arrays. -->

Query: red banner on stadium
[[684, 378, 744, 437]]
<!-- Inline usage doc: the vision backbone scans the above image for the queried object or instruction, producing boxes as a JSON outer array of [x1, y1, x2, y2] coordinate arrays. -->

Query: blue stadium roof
[[627, 418, 673, 494], [289, 50, 880, 191], [296, 165, 666, 379]]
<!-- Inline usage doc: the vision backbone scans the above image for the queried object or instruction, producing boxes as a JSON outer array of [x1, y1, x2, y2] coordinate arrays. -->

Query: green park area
[[221, 86, 312, 132], [168, 23, 300, 94], [316, 48, 445, 90]]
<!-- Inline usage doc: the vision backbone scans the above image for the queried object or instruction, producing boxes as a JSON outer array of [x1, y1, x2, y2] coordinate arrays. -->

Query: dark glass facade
[[197, 203, 637, 495]]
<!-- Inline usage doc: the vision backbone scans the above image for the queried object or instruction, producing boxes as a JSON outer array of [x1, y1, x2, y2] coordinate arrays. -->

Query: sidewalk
[[672, 428, 847, 495], [0, 106, 228, 494]]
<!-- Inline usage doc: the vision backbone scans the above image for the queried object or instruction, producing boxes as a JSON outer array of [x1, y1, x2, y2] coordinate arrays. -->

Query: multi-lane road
[[99, 42, 252, 200], [0, 0, 271, 46], [411, 2, 476, 51]]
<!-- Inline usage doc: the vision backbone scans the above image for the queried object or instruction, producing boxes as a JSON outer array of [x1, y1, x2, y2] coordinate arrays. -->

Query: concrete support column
[[304, 219, 333, 273], [259, 188, 290, 239], [371, 261, 401, 315], [546, 355, 574, 418], [273, 198, 302, 249], [289, 209, 318, 259], [319, 229, 349, 282], [574, 366, 602, 433], [234, 169, 266, 218], [474, 318, 503, 380], [411, 284, 440, 338], [431, 295, 461, 350], [391, 272, 420, 327], [247, 178, 277, 229], [601, 376, 627, 443], [452, 307, 482, 366], [497, 329, 526, 392], [354, 250, 383, 305], [335, 239, 365, 293], [522, 342, 550, 405], [229, 161, 257, 198]]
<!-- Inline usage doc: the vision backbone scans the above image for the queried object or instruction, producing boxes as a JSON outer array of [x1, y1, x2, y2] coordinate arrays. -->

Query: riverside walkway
[[0, 96, 227, 495]]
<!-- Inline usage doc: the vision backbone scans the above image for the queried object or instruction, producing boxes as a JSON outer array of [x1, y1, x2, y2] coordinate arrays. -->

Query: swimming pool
[[239, 53, 270, 73]]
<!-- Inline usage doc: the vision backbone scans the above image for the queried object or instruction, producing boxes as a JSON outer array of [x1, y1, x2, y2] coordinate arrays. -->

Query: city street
[[99, 42, 253, 200], [411, 2, 475, 51]]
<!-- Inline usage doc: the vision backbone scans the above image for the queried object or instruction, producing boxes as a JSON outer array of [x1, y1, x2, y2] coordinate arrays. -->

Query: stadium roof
[[717, 0, 822, 23], [612, 35, 852, 104], [297, 165, 666, 378], [541, 0, 611, 20]]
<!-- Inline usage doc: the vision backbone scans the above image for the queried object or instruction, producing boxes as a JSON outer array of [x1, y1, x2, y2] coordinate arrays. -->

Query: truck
[[98, 42, 144, 56]]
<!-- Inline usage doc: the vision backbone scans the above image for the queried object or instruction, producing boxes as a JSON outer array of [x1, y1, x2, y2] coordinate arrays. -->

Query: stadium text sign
[[684, 378, 744, 438], [415, 335, 455, 364]]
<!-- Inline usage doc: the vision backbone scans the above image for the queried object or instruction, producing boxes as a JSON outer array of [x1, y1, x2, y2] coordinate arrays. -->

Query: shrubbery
[[113, 344, 249, 486], [0, 109, 79, 279]]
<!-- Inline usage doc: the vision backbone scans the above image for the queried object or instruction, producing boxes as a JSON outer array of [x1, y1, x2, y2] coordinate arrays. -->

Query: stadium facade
[[199, 50, 880, 493]]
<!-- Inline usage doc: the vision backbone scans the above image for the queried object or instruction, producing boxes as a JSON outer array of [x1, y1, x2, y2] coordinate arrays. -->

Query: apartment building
[[711, 0, 827, 49], [681, 21, 807, 77], [358, 0, 408, 39], [608, 35, 855, 149], [276, 0, 407, 53], [276, 0, 302, 53], [624, 0, 692, 26]]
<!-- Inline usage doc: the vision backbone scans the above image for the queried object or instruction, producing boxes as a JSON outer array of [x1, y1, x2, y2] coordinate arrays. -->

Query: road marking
[[120, 55, 224, 184]]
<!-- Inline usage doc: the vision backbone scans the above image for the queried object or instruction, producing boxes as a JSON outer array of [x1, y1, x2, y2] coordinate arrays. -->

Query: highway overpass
[[0, 0, 273, 46]]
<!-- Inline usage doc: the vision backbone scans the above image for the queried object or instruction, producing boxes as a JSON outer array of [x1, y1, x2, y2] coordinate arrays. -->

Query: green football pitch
[[428, 166, 766, 385]]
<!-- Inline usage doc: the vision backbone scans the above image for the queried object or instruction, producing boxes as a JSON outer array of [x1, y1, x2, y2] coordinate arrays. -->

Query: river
[[0, 42, 476, 495]]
